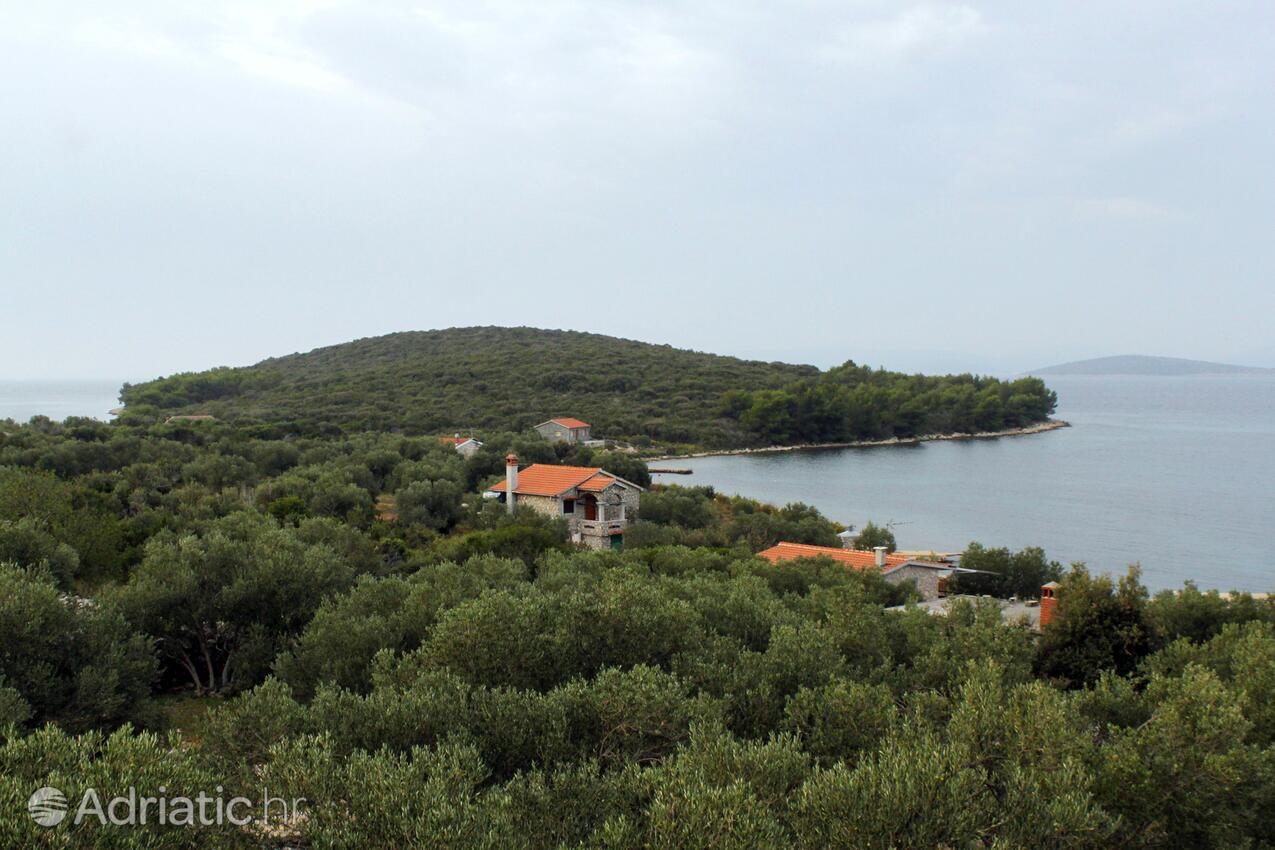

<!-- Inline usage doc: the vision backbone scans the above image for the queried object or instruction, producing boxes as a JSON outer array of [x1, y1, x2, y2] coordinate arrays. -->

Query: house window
[[562, 498, 575, 514]]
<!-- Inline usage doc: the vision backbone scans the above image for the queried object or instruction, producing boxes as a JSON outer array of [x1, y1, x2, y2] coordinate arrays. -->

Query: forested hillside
[[119, 327, 1057, 449]]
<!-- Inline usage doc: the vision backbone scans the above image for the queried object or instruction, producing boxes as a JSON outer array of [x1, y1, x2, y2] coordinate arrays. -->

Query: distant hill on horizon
[[1028, 354, 1273, 377]]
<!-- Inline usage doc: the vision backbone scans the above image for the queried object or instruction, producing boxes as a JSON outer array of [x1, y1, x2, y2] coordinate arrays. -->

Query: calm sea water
[[654, 376, 1275, 592], [0, 380, 122, 422]]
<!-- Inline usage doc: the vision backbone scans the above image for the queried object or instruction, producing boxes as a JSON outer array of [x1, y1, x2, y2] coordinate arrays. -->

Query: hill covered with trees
[[119, 327, 1057, 449]]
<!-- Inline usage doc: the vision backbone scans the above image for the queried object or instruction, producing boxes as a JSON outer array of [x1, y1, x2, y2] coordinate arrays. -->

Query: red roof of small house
[[578, 472, 623, 492], [549, 418, 590, 429], [757, 542, 912, 571], [488, 464, 642, 497], [488, 464, 611, 497], [438, 435, 476, 446]]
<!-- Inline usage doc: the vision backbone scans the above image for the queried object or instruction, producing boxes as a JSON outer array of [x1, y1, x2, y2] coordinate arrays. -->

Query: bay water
[[654, 375, 1275, 592], [0, 379, 122, 423]]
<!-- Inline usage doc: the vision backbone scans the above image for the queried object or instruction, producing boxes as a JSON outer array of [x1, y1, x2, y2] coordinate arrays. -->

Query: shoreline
[[648, 419, 1070, 462]]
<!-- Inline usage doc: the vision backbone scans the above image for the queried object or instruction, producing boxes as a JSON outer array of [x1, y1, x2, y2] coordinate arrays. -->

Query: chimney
[[505, 453, 519, 513], [873, 546, 887, 568], [1039, 582, 1060, 628]]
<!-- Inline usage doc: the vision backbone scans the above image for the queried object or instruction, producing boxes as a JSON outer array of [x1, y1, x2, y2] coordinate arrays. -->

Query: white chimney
[[873, 546, 887, 567], [505, 453, 519, 513]]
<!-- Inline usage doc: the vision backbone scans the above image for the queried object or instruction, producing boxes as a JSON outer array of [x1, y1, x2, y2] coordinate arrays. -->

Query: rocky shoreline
[[648, 419, 1070, 462]]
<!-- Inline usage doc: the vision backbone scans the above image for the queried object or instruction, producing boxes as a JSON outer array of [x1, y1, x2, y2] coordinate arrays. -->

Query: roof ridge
[[486, 462, 613, 497]]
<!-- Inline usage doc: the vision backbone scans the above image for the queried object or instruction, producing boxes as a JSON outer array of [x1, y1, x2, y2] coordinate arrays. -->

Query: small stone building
[[534, 418, 592, 444], [438, 435, 483, 458], [487, 454, 642, 550]]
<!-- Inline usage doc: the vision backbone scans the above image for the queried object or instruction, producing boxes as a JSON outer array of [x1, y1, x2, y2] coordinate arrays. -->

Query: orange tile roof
[[757, 542, 912, 571], [488, 464, 614, 497], [578, 472, 623, 492], [549, 418, 590, 429], [438, 435, 477, 445]]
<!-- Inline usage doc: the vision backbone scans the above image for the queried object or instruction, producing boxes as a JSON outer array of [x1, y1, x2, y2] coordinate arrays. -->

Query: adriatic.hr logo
[[28, 786, 69, 827], [22, 783, 306, 829]]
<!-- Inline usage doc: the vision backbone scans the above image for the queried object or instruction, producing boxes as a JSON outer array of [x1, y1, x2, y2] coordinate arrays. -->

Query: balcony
[[579, 518, 626, 536]]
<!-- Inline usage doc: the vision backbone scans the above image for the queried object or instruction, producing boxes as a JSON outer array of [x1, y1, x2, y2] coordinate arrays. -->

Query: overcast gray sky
[[3, 1, 1272, 380]]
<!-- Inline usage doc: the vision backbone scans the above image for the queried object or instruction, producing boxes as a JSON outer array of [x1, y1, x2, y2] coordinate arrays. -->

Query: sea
[[0, 379, 123, 423], [4, 376, 1273, 591], [653, 375, 1275, 592]]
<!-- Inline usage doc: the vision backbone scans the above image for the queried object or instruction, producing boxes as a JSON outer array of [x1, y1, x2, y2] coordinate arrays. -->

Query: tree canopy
[[2, 403, 1271, 850], [117, 327, 1056, 449]]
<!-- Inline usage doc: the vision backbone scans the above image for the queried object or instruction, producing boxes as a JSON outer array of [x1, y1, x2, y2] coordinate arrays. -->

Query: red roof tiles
[[757, 542, 912, 571], [548, 418, 590, 429], [578, 472, 623, 492], [488, 464, 616, 497]]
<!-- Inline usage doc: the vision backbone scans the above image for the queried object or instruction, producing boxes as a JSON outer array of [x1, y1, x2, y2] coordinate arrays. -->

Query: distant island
[[118, 326, 1059, 452], [1028, 354, 1273, 377]]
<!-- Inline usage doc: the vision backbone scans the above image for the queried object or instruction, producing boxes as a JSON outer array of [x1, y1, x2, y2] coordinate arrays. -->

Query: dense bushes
[[1036, 566, 1156, 687], [722, 367, 1056, 444], [951, 541, 1065, 598], [0, 418, 645, 592], [112, 514, 357, 695], [116, 327, 1056, 448], [4, 412, 1274, 848], [2, 539, 1274, 847], [0, 467, 128, 585], [184, 594, 1275, 848], [119, 327, 818, 447], [0, 726, 246, 849], [0, 565, 158, 732], [850, 520, 896, 553], [632, 485, 844, 550]]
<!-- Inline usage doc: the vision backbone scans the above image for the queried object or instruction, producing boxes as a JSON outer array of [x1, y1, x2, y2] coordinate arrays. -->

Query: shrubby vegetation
[[118, 327, 1056, 449], [2, 413, 1273, 848], [0, 564, 158, 732], [951, 541, 1065, 598], [850, 520, 897, 553], [629, 485, 845, 550], [720, 362, 1056, 445]]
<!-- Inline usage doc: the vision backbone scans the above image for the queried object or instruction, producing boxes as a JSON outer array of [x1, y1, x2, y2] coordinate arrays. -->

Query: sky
[[3, 0, 1273, 381]]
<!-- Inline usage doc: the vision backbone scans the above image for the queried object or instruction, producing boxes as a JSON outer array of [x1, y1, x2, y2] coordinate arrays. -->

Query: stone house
[[534, 418, 592, 444], [486, 454, 643, 550], [438, 434, 483, 458]]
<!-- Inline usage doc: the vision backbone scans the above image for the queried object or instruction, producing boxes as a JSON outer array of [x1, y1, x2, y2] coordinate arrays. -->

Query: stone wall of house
[[618, 485, 640, 518], [510, 482, 640, 545], [586, 485, 640, 520], [882, 564, 946, 602], [535, 422, 584, 443], [534, 422, 593, 443], [579, 534, 613, 551], [516, 493, 563, 521]]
